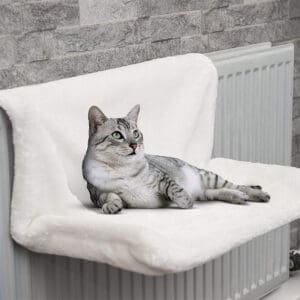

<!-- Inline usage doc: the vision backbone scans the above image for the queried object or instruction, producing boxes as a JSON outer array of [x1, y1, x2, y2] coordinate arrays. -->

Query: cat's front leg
[[100, 193, 123, 214], [87, 183, 123, 213], [159, 176, 193, 209]]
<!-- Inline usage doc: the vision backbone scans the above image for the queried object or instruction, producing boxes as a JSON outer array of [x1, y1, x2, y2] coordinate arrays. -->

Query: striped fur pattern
[[82, 105, 270, 214]]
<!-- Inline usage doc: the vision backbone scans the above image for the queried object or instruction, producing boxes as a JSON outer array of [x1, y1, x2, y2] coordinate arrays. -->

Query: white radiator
[[211, 43, 293, 166], [0, 43, 294, 300]]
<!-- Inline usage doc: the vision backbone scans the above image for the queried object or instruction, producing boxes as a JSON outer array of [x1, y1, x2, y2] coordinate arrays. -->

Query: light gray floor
[[263, 271, 300, 300]]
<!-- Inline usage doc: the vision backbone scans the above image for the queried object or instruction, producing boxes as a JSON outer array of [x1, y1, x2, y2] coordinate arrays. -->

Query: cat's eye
[[133, 130, 139, 139], [112, 131, 123, 140]]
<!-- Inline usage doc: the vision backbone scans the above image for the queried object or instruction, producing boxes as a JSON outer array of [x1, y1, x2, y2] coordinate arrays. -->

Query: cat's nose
[[129, 143, 137, 150]]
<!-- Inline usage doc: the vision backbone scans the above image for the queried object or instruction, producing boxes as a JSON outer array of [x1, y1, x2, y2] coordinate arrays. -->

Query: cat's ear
[[88, 106, 107, 135], [126, 104, 140, 123]]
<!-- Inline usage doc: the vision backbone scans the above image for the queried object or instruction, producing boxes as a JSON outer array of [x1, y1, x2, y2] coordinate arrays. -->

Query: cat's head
[[87, 105, 144, 164]]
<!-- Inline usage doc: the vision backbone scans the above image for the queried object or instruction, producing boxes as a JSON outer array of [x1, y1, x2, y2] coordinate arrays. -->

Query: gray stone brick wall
[[0, 0, 299, 167]]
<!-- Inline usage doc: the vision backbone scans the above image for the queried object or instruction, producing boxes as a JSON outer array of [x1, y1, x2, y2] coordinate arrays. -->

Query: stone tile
[[264, 19, 300, 42], [293, 115, 300, 137], [0, 2, 79, 34], [0, 4, 23, 35], [295, 63, 300, 80], [209, 0, 229, 8], [1, 44, 152, 89], [292, 134, 300, 156], [22, 1, 79, 32], [150, 11, 202, 42], [15, 55, 94, 85], [139, 0, 233, 18], [202, 8, 227, 33], [244, 0, 278, 4], [200, 0, 229, 10], [10, 44, 150, 87], [292, 153, 300, 167], [228, 0, 243, 5], [264, 20, 288, 42], [138, 0, 204, 17], [289, 0, 300, 19], [80, 0, 139, 26], [0, 36, 16, 69], [294, 78, 300, 98], [99, 43, 150, 68], [180, 34, 209, 53], [226, 0, 288, 28], [14, 0, 78, 2], [293, 97, 300, 119], [208, 25, 269, 51], [16, 31, 53, 63], [52, 18, 150, 55], [148, 38, 181, 59], [294, 39, 300, 77], [286, 19, 300, 39], [0, 66, 27, 89]]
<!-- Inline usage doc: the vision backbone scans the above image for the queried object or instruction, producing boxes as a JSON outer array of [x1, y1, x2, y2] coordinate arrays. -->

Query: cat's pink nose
[[130, 143, 137, 150]]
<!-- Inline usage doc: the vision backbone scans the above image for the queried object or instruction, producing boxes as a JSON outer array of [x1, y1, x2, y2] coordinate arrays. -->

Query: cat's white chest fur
[[85, 159, 119, 191], [85, 159, 164, 208], [119, 180, 163, 208]]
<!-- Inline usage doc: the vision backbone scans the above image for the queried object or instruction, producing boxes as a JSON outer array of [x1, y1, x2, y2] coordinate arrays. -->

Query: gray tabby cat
[[82, 105, 270, 214]]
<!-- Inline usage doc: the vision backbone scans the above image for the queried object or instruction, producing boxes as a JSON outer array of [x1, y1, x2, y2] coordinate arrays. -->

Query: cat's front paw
[[101, 193, 123, 214], [102, 201, 123, 214], [175, 191, 194, 209]]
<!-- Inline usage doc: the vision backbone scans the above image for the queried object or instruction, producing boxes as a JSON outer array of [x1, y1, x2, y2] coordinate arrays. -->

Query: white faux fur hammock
[[1, 54, 300, 275]]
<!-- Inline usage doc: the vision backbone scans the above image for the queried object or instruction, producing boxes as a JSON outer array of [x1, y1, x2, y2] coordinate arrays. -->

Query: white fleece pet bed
[[1, 54, 300, 275]]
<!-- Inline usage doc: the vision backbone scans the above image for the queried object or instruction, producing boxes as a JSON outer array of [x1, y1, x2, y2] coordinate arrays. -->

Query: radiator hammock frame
[[0, 42, 294, 300]]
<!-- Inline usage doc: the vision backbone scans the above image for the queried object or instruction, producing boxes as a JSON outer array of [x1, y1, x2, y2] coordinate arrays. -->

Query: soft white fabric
[[1, 54, 300, 275]]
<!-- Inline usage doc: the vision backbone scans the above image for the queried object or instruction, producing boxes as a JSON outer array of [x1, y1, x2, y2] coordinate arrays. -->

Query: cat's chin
[[126, 152, 144, 159], [127, 153, 137, 158]]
